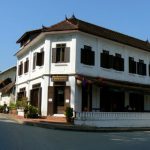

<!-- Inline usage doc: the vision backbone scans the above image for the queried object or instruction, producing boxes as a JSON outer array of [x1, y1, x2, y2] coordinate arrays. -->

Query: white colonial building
[[15, 16, 150, 127]]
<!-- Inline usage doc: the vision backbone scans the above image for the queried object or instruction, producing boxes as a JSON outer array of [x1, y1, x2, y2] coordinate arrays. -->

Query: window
[[24, 58, 29, 73], [113, 53, 124, 71], [101, 50, 111, 68], [36, 49, 44, 66], [81, 45, 95, 66], [129, 57, 136, 74], [32, 49, 44, 70], [100, 51, 124, 71], [52, 44, 70, 63], [18, 61, 23, 76], [17, 87, 26, 100], [137, 59, 146, 75]]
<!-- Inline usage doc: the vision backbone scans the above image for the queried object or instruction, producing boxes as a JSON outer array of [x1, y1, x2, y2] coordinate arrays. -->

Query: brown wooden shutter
[[91, 51, 95, 65], [64, 86, 71, 109], [18, 65, 21, 76], [24, 59, 29, 73], [81, 48, 86, 64], [52, 48, 56, 63], [36, 52, 42, 66], [64, 47, 70, 62], [47, 86, 54, 115]]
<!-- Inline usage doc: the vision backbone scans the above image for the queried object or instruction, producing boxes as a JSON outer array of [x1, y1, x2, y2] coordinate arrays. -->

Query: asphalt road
[[0, 117, 150, 150]]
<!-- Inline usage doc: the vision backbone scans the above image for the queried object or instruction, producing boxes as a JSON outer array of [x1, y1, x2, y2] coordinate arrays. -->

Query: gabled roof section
[[16, 16, 150, 51], [16, 29, 42, 43]]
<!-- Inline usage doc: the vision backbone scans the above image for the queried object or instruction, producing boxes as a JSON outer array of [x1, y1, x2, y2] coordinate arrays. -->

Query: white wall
[[50, 34, 76, 75], [76, 32, 150, 85]]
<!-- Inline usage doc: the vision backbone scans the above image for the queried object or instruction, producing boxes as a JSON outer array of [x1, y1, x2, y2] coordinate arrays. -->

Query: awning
[[76, 75, 150, 93]]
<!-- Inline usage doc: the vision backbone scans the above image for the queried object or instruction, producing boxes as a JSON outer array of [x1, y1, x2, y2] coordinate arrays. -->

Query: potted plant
[[65, 107, 73, 123], [16, 97, 28, 117], [24, 105, 39, 118], [9, 102, 17, 115]]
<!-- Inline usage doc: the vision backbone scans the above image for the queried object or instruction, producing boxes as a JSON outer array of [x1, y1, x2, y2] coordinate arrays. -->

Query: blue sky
[[1, 0, 150, 71]]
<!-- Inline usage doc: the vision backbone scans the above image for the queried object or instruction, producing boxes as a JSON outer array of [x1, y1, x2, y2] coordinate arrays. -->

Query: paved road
[[0, 116, 150, 150]]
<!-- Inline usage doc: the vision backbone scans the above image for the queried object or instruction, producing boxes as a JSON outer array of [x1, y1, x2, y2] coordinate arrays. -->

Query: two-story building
[[15, 16, 150, 127]]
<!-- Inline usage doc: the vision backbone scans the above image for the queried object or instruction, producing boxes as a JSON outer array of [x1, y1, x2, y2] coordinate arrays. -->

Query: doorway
[[54, 86, 65, 114]]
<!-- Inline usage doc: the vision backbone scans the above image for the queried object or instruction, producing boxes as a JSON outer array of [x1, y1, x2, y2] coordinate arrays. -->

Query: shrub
[[65, 107, 73, 118], [25, 105, 39, 118], [0, 105, 4, 113], [9, 102, 16, 110], [16, 97, 28, 109]]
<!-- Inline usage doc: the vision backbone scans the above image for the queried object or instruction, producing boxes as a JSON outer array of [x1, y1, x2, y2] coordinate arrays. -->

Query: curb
[[3, 114, 150, 132], [23, 121, 150, 132]]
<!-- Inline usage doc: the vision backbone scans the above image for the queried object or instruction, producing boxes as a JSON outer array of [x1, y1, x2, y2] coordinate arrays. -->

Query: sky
[[1, 0, 150, 71]]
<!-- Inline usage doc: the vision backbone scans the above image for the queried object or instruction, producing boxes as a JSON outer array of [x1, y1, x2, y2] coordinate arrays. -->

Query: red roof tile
[[17, 16, 150, 52]]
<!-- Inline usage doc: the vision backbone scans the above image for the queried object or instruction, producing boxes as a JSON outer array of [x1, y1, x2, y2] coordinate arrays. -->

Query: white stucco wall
[[76, 32, 150, 85]]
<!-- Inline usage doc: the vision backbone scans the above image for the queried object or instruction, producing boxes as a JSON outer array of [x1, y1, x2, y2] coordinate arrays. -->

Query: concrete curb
[[23, 121, 150, 132], [3, 114, 150, 132]]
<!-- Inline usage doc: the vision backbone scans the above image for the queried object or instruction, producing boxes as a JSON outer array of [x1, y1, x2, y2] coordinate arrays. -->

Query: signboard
[[52, 75, 68, 82]]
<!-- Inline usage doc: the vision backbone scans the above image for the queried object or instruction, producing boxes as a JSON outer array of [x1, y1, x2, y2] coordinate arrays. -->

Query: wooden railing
[[75, 112, 150, 121]]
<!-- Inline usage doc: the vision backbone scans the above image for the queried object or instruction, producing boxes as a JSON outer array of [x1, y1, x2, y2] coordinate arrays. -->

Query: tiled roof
[[17, 16, 150, 52], [0, 82, 15, 94]]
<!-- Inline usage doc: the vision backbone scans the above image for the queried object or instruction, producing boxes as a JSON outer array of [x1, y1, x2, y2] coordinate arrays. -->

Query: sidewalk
[[3, 113, 150, 132]]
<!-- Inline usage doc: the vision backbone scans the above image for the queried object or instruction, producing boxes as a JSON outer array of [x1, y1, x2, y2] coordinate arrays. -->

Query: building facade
[[0, 66, 16, 106], [15, 16, 150, 126]]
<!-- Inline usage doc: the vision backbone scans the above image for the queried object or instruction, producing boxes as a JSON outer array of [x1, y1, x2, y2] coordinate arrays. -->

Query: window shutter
[[64, 47, 70, 62], [142, 63, 146, 75], [48, 86, 54, 115], [52, 48, 56, 63], [36, 52, 42, 66], [65, 86, 71, 109], [24, 59, 29, 73], [18, 65, 21, 76], [101, 53, 109, 68], [137, 62, 143, 75], [81, 48, 86, 64], [149, 64, 150, 76], [113, 56, 118, 70], [109, 55, 114, 68], [120, 58, 124, 71], [90, 51, 95, 65]]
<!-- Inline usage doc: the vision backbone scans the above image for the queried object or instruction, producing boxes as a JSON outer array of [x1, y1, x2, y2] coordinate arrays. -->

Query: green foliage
[[65, 107, 73, 118], [0, 105, 4, 113], [9, 102, 16, 110], [24, 105, 39, 118], [16, 97, 28, 109]]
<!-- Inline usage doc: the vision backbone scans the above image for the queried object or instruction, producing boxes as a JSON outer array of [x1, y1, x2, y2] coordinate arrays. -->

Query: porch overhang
[[76, 74, 150, 94]]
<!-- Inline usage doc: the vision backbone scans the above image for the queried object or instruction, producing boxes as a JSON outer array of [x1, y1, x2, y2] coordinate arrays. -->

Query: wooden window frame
[[129, 57, 136, 74], [52, 44, 70, 63], [18, 61, 23, 76], [24, 58, 29, 73], [81, 45, 95, 66]]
